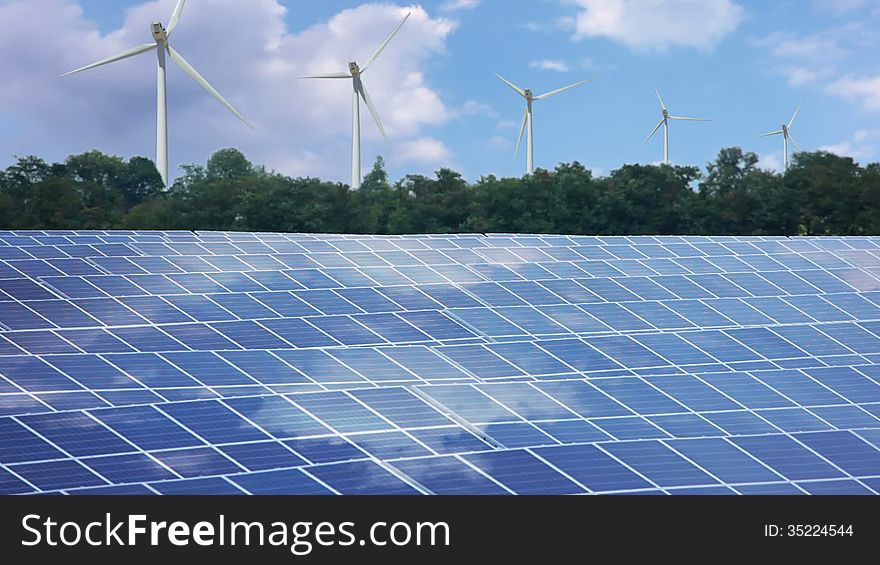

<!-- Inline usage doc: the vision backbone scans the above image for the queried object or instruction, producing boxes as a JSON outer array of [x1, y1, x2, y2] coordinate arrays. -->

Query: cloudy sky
[[0, 0, 878, 183]]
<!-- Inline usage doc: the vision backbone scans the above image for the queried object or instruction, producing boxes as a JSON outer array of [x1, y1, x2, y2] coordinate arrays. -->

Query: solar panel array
[[2, 230, 880, 495]]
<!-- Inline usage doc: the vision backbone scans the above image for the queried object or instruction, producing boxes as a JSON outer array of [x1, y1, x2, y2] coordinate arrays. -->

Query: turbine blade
[[359, 82, 388, 141], [644, 119, 664, 144], [514, 107, 528, 157], [60, 43, 156, 77], [759, 130, 784, 138], [295, 72, 352, 79], [787, 132, 802, 152], [496, 74, 526, 97], [668, 116, 711, 122], [655, 89, 667, 111], [166, 0, 187, 36], [788, 103, 802, 129], [166, 46, 253, 128], [535, 78, 593, 101], [363, 12, 411, 71]]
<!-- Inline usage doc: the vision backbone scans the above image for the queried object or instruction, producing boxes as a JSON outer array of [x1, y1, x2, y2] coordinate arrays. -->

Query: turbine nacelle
[[524, 89, 534, 101], [348, 62, 361, 77], [151, 22, 168, 43]]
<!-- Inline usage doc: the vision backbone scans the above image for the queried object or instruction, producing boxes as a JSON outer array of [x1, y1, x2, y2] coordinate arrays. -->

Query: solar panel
[[1, 231, 880, 495]]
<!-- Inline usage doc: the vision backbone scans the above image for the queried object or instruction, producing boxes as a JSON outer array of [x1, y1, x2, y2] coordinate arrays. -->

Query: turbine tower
[[760, 105, 803, 170], [297, 13, 411, 189], [644, 89, 710, 165], [61, 0, 252, 187], [496, 74, 592, 175]]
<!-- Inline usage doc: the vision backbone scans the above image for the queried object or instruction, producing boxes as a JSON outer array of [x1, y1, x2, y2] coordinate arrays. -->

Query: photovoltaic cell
[[2, 231, 880, 495]]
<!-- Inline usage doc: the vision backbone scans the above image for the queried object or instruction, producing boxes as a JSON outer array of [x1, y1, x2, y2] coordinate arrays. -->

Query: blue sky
[[1, 0, 878, 183]]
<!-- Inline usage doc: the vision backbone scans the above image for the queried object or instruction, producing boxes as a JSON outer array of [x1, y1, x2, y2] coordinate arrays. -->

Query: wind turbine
[[644, 89, 710, 165], [61, 0, 252, 187], [497, 74, 592, 175], [296, 13, 411, 189], [760, 105, 803, 171]]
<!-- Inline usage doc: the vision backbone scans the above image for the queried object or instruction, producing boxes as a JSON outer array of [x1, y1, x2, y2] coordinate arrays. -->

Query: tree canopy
[[1, 147, 877, 236]]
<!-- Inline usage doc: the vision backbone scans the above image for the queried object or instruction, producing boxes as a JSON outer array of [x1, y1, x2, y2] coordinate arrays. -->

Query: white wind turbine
[[61, 0, 252, 187], [296, 13, 411, 189], [497, 74, 592, 175], [760, 105, 803, 171], [644, 89, 710, 165]]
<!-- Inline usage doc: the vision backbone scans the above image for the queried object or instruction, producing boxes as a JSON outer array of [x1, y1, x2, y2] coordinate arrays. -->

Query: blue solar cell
[[699, 372, 795, 409], [535, 380, 632, 418], [292, 392, 391, 433], [580, 304, 652, 331], [106, 327, 182, 353], [45, 355, 143, 390], [161, 351, 254, 386], [392, 456, 507, 495], [274, 350, 365, 384], [220, 351, 312, 384], [0, 418, 66, 463], [587, 336, 669, 368], [447, 308, 526, 337], [327, 349, 416, 383], [486, 342, 574, 376], [353, 313, 431, 343], [85, 453, 177, 483], [5, 331, 80, 354], [380, 346, 471, 381], [92, 405, 203, 450], [436, 345, 525, 379], [730, 435, 845, 481], [20, 412, 134, 457], [819, 323, 880, 354], [668, 438, 782, 484], [681, 331, 761, 363], [602, 441, 718, 488], [750, 369, 847, 406], [0, 357, 83, 392], [218, 441, 308, 471], [350, 388, 449, 427], [307, 316, 384, 346], [308, 460, 419, 494], [0, 302, 54, 330], [57, 329, 134, 353], [535, 420, 611, 444], [152, 447, 242, 478], [159, 400, 270, 444], [397, 310, 477, 340], [258, 318, 337, 348], [756, 408, 831, 432], [162, 324, 241, 351], [230, 468, 332, 495], [11, 459, 106, 491], [464, 450, 585, 494]]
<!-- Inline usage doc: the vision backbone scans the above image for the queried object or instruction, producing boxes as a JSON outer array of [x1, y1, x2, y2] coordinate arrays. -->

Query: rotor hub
[[151, 22, 167, 43], [349, 62, 361, 76]]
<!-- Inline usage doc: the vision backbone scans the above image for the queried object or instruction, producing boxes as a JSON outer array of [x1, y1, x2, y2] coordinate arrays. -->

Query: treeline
[[1, 147, 879, 235]]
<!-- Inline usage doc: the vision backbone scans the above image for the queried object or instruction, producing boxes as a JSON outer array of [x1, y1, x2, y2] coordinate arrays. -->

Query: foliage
[[2, 147, 878, 235]]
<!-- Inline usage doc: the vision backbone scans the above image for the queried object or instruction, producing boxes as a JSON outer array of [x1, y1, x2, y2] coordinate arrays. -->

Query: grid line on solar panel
[[3, 234, 880, 494]]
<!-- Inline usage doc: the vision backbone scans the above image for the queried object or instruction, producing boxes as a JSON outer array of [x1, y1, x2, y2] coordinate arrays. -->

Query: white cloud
[[530, 60, 570, 73], [754, 30, 849, 62], [812, 0, 869, 15], [487, 135, 511, 150], [826, 75, 880, 112], [567, 0, 745, 52], [0, 0, 456, 182], [820, 129, 880, 160], [758, 152, 783, 173], [440, 0, 480, 11], [395, 137, 453, 164], [777, 65, 835, 87]]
